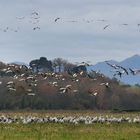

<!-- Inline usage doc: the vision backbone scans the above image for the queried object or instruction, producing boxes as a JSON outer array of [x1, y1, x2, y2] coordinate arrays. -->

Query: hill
[[0, 62, 140, 110], [88, 54, 140, 85]]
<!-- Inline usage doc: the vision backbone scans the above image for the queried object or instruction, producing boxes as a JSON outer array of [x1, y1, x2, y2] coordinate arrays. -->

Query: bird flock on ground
[[1, 8, 140, 33], [0, 115, 139, 124]]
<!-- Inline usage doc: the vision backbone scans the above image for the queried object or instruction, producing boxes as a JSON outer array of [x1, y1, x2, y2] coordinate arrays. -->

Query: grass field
[[0, 111, 139, 140]]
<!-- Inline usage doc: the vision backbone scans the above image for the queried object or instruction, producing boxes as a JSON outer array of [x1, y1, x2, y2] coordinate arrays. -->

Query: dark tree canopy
[[69, 65, 87, 74], [29, 57, 53, 72]]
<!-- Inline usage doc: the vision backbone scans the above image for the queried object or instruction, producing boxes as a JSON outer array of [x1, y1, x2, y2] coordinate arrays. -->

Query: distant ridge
[[7, 55, 140, 85], [9, 61, 29, 66], [88, 54, 140, 85], [120, 54, 140, 68]]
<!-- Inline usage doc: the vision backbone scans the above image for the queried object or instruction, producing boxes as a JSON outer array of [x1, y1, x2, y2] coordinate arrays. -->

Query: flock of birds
[[1, 9, 140, 33], [105, 61, 140, 78], [0, 62, 110, 97], [0, 11, 41, 33], [54, 17, 140, 31], [0, 115, 139, 124], [0, 60, 140, 97], [1, 59, 140, 97]]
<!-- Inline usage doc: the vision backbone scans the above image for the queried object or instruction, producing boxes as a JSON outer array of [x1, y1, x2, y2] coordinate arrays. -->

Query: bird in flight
[[113, 71, 123, 78], [33, 27, 40, 30], [119, 66, 129, 75], [97, 19, 107, 22], [105, 61, 120, 69], [3, 27, 9, 32], [31, 12, 39, 16], [100, 82, 109, 88], [129, 68, 140, 75], [122, 24, 128, 26], [55, 17, 60, 22], [67, 20, 78, 23], [103, 24, 110, 30], [16, 16, 25, 20]]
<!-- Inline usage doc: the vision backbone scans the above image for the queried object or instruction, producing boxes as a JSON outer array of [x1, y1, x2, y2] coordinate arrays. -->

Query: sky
[[0, 0, 140, 64]]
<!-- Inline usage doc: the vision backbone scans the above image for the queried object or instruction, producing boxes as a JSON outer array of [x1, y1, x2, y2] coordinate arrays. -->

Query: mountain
[[88, 54, 140, 85], [120, 54, 140, 68]]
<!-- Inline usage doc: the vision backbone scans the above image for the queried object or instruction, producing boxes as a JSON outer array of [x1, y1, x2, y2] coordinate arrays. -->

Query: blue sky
[[0, 0, 140, 64]]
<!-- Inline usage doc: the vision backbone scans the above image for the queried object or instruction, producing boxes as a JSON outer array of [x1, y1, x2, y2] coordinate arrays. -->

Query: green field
[[0, 123, 140, 140], [0, 111, 139, 140]]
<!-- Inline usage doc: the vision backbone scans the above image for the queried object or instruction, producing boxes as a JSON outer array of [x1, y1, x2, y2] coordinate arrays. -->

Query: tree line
[[0, 57, 139, 111]]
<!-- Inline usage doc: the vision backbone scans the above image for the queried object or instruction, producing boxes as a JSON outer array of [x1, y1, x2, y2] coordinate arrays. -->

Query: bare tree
[[0, 61, 6, 69], [52, 58, 75, 73]]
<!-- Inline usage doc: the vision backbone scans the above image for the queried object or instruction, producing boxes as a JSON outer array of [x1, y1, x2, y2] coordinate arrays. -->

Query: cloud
[[0, 0, 140, 64]]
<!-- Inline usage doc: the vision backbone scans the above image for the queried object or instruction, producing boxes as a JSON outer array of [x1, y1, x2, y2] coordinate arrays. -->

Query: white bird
[[119, 66, 129, 75], [73, 73, 77, 78], [129, 68, 140, 75], [65, 85, 72, 89], [93, 92, 98, 96], [52, 82, 58, 86], [28, 93, 36, 96], [73, 90, 78, 93], [26, 89, 32, 92], [8, 88, 16, 92], [59, 87, 67, 93], [100, 82, 109, 88], [105, 61, 120, 69], [7, 81, 14, 85]]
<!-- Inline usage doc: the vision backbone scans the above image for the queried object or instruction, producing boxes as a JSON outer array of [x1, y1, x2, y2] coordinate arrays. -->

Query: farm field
[[0, 111, 139, 140], [0, 122, 140, 140]]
